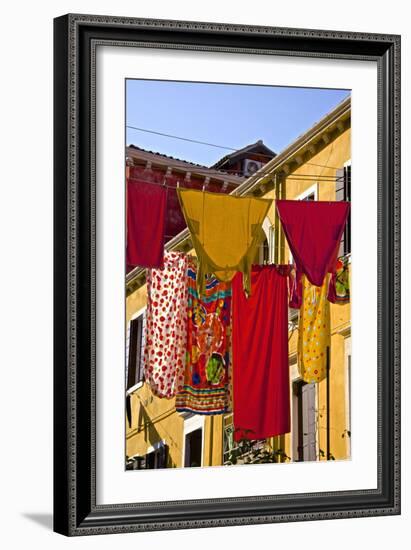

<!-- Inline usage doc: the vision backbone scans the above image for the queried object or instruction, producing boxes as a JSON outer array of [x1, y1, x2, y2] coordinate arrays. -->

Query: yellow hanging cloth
[[298, 274, 331, 383], [177, 188, 271, 297]]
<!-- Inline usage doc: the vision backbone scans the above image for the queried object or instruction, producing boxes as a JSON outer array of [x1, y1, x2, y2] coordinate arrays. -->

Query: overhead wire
[[126, 124, 344, 170], [127, 125, 236, 151]]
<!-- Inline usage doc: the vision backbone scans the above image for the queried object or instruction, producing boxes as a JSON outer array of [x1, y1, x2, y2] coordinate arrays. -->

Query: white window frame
[[128, 439, 166, 461], [261, 216, 275, 264], [126, 305, 147, 395], [128, 439, 167, 470], [145, 439, 166, 455], [181, 413, 205, 467], [295, 182, 318, 202]]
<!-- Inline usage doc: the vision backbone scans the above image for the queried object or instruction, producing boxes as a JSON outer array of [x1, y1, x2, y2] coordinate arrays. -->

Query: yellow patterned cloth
[[177, 188, 271, 297], [298, 274, 331, 383]]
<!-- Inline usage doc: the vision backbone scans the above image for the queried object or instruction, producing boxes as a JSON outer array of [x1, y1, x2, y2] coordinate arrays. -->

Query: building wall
[[282, 128, 351, 461], [126, 126, 351, 467]]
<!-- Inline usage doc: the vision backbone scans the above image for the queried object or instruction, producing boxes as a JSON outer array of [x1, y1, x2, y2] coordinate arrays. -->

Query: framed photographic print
[[53, 14, 401, 536]]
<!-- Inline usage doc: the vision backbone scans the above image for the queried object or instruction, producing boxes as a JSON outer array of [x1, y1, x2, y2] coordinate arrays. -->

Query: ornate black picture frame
[[53, 14, 401, 536]]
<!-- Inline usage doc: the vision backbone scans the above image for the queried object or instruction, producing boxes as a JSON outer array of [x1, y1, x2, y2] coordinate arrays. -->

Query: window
[[292, 381, 317, 461], [336, 163, 351, 257], [126, 309, 146, 391], [302, 192, 315, 201], [255, 217, 274, 265], [184, 429, 203, 467], [126, 441, 168, 470], [182, 413, 205, 467], [298, 183, 318, 202], [255, 235, 269, 265]]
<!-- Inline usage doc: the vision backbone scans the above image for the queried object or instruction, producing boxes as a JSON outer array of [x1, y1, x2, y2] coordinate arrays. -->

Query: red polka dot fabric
[[143, 251, 188, 398]]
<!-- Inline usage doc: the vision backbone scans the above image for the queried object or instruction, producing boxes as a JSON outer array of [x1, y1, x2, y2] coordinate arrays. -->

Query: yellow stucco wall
[[126, 126, 351, 467]]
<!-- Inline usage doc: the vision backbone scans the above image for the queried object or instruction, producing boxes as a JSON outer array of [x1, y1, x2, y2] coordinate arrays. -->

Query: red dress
[[232, 265, 291, 441]]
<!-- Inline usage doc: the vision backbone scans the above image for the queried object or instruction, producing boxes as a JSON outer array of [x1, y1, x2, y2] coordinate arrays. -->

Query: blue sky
[[126, 80, 350, 167]]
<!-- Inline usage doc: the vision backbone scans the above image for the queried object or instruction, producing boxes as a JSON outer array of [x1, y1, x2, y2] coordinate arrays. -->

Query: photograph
[[124, 80, 352, 470], [52, 13, 400, 535]]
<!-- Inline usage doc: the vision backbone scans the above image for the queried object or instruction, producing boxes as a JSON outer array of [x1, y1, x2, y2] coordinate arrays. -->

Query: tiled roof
[[127, 144, 246, 178]]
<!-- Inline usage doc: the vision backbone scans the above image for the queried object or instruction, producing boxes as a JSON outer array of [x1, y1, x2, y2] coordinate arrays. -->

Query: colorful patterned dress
[[175, 260, 232, 414]]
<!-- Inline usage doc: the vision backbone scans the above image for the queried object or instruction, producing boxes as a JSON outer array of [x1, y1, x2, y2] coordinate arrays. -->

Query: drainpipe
[[209, 415, 214, 466], [326, 346, 331, 460]]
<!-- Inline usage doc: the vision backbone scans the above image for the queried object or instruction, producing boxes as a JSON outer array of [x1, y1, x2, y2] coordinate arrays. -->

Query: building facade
[[125, 97, 351, 469]]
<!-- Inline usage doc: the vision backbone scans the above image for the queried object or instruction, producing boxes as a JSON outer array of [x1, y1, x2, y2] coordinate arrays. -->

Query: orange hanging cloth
[[177, 188, 271, 297]]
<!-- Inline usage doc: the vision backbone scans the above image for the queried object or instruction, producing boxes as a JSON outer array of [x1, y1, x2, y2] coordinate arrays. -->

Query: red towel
[[276, 200, 350, 307], [126, 179, 167, 269], [232, 265, 291, 441]]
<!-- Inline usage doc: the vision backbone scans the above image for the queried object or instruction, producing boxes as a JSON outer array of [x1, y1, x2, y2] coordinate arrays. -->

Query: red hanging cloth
[[276, 200, 350, 307], [126, 179, 167, 269], [232, 265, 291, 441]]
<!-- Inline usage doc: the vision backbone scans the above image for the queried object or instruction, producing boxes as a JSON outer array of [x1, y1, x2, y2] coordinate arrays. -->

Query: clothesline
[[127, 162, 346, 182], [127, 173, 345, 192], [127, 162, 341, 178]]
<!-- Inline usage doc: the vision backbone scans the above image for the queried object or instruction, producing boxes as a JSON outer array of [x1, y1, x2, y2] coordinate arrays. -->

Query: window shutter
[[127, 318, 139, 390], [335, 168, 345, 201], [136, 311, 147, 383], [158, 443, 168, 468], [126, 310, 147, 390], [335, 168, 346, 257], [302, 383, 317, 461], [336, 166, 351, 257], [125, 321, 131, 387], [126, 394, 132, 428]]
